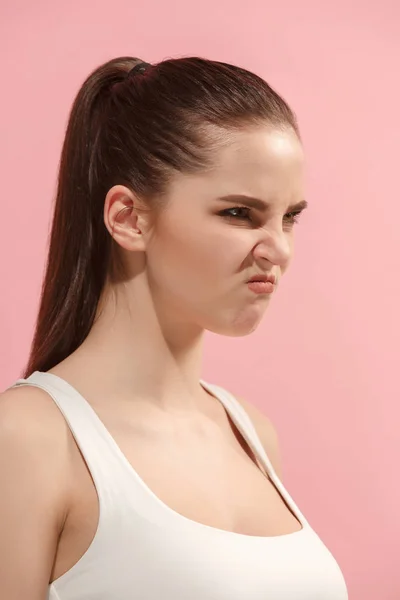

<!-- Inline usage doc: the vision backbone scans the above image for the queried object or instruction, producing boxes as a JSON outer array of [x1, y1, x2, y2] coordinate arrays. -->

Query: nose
[[252, 226, 292, 269]]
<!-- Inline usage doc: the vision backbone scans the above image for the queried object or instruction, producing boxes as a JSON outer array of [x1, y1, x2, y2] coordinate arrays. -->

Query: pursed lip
[[247, 273, 277, 285]]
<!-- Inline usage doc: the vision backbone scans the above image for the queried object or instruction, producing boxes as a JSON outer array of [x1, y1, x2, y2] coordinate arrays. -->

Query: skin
[[0, 124, 306, 598]]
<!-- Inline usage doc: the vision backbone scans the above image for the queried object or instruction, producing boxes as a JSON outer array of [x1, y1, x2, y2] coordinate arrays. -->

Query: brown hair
[[22, 55, 299, 378]]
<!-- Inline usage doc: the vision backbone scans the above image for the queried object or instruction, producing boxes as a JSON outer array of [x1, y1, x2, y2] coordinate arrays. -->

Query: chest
[[50, 430, 348, 600], [52, 411, 302, 582]]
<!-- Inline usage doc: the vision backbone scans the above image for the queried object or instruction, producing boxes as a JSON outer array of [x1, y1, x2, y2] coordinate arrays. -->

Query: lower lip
[[247, 281, 275, 294]]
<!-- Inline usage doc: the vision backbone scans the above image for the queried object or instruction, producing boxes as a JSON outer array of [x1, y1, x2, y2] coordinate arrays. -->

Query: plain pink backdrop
[[1, 1, 399, 598]]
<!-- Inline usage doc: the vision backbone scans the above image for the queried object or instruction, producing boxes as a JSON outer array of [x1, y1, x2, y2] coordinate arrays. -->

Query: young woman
[[0, 56, 348, 599]]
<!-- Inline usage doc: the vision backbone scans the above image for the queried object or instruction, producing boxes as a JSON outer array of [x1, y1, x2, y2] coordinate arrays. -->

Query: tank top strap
[[200, 380, 311, 531], [10, 371, 130, 504], [200, 380, 274, 474]]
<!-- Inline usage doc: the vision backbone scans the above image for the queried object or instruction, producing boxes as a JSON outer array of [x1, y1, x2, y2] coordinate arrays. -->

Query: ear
[[103, 185, 150, 252]]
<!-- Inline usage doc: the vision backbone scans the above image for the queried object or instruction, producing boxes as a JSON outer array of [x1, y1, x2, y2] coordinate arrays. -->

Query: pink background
[[1, 1, 399, 598]]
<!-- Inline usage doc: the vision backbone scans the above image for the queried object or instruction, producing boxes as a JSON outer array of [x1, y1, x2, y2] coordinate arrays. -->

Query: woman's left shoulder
[[234, 395, 283, 480]]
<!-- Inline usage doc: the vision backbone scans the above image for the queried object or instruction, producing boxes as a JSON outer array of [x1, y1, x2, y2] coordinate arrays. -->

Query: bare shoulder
[[234, 394, 283, 480], [0, 384, 73, 598], [0, 383, 74, 508], [0, 383, 74, 453], [0, 383, 75, 497]]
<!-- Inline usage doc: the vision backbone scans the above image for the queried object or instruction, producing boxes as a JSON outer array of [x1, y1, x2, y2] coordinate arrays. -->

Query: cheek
[[145, 225, 208, 289], [175, 229, 250, 281], [147, 223, 247, 291]]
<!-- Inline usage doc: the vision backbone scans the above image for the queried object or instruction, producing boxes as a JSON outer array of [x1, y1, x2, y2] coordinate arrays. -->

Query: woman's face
[[143, 125, 306, 337]]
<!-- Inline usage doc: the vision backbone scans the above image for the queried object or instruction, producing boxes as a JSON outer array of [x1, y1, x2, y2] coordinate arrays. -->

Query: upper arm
[[235, 395, 283, 480], [0, 386, 71, 599]]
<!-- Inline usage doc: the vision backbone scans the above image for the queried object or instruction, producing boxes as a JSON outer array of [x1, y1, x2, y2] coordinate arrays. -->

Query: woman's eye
[[284, 211, 302, 225], [220, 206, 252, 221], [219, 207, 303, 226]]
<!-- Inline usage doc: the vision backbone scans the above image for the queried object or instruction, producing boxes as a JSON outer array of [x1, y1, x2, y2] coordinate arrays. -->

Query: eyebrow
[[216, 194, 308, 213]]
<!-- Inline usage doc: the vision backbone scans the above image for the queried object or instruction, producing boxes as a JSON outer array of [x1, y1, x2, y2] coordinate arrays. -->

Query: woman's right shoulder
[[0, 382, 74, 502], [0, 383, 73, 451], [0, 384, 74, 598]]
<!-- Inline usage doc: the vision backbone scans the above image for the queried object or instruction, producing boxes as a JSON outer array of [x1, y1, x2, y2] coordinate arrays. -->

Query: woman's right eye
[[219, 206, 252, 221]]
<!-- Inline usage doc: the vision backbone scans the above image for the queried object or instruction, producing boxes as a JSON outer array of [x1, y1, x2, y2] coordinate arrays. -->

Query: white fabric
[[12, 371, 348, 600]]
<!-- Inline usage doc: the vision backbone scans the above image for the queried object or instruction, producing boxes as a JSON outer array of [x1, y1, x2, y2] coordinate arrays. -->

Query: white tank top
[[11, 371, 348, 600]]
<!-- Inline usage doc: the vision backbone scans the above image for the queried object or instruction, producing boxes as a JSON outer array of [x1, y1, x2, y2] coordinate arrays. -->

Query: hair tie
[[127, 61, 152, 79]]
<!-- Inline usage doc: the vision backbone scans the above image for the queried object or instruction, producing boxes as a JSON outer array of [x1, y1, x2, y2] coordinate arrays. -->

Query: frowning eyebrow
[[216, 194, 308, 213]]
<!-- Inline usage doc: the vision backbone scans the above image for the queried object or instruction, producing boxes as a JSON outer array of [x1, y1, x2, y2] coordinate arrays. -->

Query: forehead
[[211, 126, 304, 181], [164, 125, 305, 209], [162, 126, 305, 211]]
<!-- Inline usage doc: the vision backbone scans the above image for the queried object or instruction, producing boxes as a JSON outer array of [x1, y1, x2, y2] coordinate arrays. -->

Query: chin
[[206, 305, 268, 337]]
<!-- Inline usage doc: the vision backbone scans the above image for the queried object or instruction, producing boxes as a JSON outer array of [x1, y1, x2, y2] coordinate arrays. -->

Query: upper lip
[[247, 273, 276, 285]]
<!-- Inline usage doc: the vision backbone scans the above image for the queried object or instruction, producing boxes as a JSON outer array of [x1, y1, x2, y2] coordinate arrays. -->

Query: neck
[[70, 275, 206, 411]]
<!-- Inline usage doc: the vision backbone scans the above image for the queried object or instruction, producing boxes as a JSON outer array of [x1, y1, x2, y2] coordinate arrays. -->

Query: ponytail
[[22, 57, 141, 377]]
